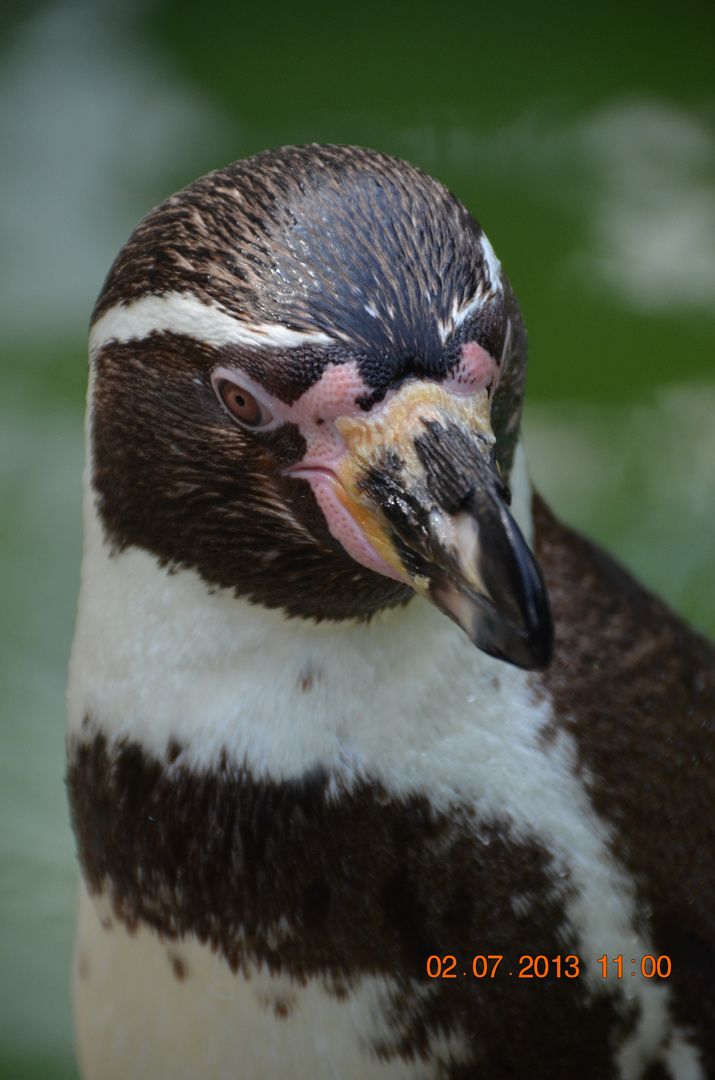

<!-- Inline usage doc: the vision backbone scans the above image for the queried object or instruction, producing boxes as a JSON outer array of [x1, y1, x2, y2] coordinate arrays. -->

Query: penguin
[[66, 144, 715, 1080]]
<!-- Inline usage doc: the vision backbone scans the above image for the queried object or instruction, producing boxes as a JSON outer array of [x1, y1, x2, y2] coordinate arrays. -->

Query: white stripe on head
[[451, 233, 504, 324], [436, 232, 503, 343], [89, 292, 334, 357], [479, 232, 503, 295]]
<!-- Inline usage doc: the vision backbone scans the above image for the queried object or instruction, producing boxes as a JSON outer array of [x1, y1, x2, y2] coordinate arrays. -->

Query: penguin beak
[[335, 382, 553, 670]]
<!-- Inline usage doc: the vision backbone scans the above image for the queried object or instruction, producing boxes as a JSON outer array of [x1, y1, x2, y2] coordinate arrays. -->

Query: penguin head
[[89, 144, 552, 669]]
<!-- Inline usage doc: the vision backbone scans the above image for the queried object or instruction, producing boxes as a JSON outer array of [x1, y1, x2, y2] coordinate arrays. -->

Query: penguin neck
[[68, 441, 540, 794]]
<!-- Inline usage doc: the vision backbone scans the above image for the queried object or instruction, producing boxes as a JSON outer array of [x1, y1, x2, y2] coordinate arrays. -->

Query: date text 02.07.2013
[[426, 955, 579, 979]]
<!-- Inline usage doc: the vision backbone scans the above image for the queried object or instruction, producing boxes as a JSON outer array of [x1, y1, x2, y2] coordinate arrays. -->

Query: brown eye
[[217, 380, 272, 428]]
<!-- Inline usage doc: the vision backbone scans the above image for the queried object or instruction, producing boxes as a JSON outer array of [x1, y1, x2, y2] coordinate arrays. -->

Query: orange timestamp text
[[426, 954, 672, 979]]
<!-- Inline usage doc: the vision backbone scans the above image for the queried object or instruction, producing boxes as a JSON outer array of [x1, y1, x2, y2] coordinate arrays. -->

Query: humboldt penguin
[[67, 144, 715, 1080]]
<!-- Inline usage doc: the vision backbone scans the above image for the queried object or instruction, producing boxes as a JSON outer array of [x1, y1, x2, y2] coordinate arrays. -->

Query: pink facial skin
[[453, 341, 500, 394], [213, 340, 499, 583], [282, 363, 403, 581]]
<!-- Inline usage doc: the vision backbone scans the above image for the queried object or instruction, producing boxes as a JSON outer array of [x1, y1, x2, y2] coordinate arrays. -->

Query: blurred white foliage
[[525, 382, 715, 630], [0, 0, 236, 345], [578, 101, 715, 311]]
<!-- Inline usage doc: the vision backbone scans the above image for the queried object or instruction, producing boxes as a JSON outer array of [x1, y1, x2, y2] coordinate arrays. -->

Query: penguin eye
[[215, 378, 274, 429]]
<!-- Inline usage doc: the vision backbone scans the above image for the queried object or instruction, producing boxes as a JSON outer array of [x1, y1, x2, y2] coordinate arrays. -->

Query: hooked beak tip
[[432, 568, 554, 672]]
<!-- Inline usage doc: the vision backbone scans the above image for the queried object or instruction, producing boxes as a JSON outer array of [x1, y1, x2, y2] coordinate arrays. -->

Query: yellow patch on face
[[333, 381, 495, 582], [336, 381, 492, 472]]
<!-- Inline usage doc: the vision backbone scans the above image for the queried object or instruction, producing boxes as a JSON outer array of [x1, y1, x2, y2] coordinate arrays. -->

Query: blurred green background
[[0, 1, 713, 1076]]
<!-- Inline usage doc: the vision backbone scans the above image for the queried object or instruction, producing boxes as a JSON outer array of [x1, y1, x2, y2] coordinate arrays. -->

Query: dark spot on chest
[[273, 998, 293, 1020], [168, 950, 188, 981], [298, 664, 320, 693]]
